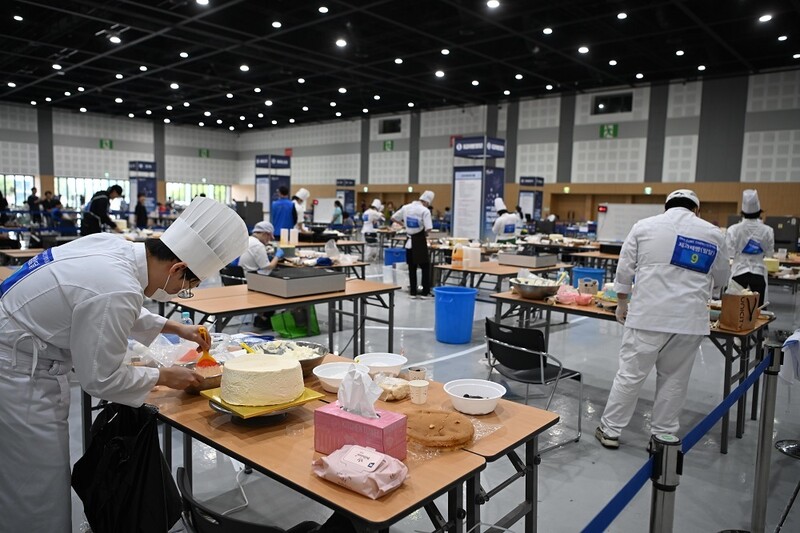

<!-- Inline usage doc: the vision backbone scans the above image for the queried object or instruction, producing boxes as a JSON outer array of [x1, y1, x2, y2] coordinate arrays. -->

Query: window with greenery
[[1, 174, 35, 206], [166, 182, 230, 206], [54, 176, 129, 210]]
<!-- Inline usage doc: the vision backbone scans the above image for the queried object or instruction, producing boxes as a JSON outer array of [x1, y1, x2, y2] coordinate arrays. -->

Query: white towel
[[780, 330, 800, 383]]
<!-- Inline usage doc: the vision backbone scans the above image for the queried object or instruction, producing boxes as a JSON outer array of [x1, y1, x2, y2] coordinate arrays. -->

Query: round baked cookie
[[407, 410, 474, 448]]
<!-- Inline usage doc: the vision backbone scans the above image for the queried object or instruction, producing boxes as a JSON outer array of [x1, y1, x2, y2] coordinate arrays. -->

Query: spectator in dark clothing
[[0, 191, 8, 226], [81, 185, 123, 236], [27, 187, 41, 224], [41, 191, 56, 226], [135, 194, 148, 229]]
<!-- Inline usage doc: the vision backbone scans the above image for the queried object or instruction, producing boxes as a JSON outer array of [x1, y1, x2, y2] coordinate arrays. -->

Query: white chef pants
[[600, 328, 703, 439], [0, 352, 72, 533]]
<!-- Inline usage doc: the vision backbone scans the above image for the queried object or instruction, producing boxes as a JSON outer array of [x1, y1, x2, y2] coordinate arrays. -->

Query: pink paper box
[[314, 401, 407, 460]]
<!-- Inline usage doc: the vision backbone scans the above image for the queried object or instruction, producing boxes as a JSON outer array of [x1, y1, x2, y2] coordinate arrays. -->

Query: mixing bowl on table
[[184, 362, 223, 394], [510, 278, 560, 300], [250, 340, 328, 377], [444, 379, 506, 415], [354, 353, 407, 377], [313, 362, 371, 393]]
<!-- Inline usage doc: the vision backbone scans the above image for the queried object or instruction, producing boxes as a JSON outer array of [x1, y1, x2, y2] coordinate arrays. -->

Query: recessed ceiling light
[[139, 65, 148, 72], [330, 101, 337, 107], [408, 102, 415, 107], [31, 101, 36, 105], [78, 86, 85, 92], [338, 87, 347, 94], [203, 111, 211, 116], [248, 123, 253, 128], [196, 0, 209, 5], [487, 0, 500, 8], [45, 97, 52, 102], [636, 72, 644, 79], [778, 35, 787, 41], [264, 99, 273, 106], [503, 90, 510, 96], [545, 84, 553, 90], [697, 65, 706, 71], [257, 113, 264, 118], [229, 126, 235, 131], [164, 118, 170, 123], [52, 64, 62, 70], [435, 70, 445, 78], [617, 12, 627, 20], [240, 64, 249, 72], [216, 119, 223, 124], [109, 34, 121, 44], [115, 73, 123, 79], [170, 83, 179, 89], [676, 50, 685, 56], [515, 73, 523, 80], [272, 21, 282, 29], [179, 52, 189, 58], [302, 106, 309, 111], [64, 91, 71, 96], [198, 122, 204, 126], [542, 27, 553, 35], [441, 49, 450, 55], [578, 46, 589, 54], [598, 103, 605, 109], [183, 102, 190, 107], [335, 112, 342, 117], [271, 119, 278, 125], [226, 93, 233, 98], [362, 108, 368, 113], [145, 110, 152, 115], [79, 107, 87, 113], [394, 58, 403, 64], [758, 14, 772, 23], [297, 77, 305, 84], [7, 82, 16, 88], [794, 53, 800, 59], [373, 95, 380, 100], [166, 105, 173, 111], [239, 115, 245, 120], [128, 113, 134, 118], [609, 59, 618, 66], [114, 97, 123, 103], [319, 6, 328, 14], [336, 38, 347, 47], [254, 87, 261, 93], [13, 15, 23, 21], [471, 80, 479, 86]]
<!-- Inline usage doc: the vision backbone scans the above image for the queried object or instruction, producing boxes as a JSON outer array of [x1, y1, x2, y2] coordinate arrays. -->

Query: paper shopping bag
[[719, 293, 759, 331]]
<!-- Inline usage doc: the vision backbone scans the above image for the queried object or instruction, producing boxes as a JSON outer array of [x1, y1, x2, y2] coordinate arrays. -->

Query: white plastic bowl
[[353, 353, 408, 377], [312, 362, 370, 393], [444, 379, 506, 415]]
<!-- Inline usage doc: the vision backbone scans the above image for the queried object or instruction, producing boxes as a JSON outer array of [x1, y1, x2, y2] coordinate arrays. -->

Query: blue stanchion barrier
[[581, 353, 773, 532]]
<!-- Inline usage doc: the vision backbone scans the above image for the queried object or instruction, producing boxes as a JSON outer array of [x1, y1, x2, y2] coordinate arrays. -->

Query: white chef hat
[[494, 197, 507, 212], [742, 189, 761, 214], [666, 189, 700, 209], [161, 197, 248, 280], [371, 198, 383, 209], [294, 188, 310, 202], [419, 190, 435, 204], [253, 221, 274, 234]]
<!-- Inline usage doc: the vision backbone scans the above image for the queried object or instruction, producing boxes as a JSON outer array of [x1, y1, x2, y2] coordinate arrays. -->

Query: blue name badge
[[0, 249, 55, 297], [504, 223, 516, 234], [407, 216, 420, 229], [741, 239, 764, 255], [670, 235, 717, 274]]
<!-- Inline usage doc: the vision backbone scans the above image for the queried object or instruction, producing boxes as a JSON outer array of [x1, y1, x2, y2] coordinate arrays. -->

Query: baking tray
[[200, 387, 323, 419]]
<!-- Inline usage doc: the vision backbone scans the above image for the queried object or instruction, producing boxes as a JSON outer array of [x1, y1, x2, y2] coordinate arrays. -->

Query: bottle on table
[[452, 244, 464, 268], [181, 311, 193, 326]]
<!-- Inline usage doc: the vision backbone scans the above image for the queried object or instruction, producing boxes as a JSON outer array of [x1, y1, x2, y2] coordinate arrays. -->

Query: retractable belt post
[[649, 434, 683, 533]]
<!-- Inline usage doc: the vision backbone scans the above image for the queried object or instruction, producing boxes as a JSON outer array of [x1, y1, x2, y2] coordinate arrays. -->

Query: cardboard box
[[246, 267, 346, 298], [497, 252, 557, 268], [314, 401, 407, 460]]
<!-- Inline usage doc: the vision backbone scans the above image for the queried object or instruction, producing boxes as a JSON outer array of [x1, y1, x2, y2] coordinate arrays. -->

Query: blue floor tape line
[[581, 456, 655, 533]]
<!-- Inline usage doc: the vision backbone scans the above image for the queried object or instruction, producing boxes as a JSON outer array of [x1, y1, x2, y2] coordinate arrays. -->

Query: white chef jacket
[[294, 201, 307, 230], [238, 235, 270, 272], [0, 233, 165, 404], [493, 212, 519, 241], [393, 201, 432, 249], [614, 207, 729, 336], [361, 207, 385, 234], [725, 218, 775, 279]]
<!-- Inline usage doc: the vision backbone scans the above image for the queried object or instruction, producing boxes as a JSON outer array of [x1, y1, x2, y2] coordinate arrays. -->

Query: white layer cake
[[220, 355, 304, 406]]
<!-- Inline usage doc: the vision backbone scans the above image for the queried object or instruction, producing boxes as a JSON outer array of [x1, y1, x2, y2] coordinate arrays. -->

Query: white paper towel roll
[[280, 228, 289, 245], [290, 228, 299, 245]]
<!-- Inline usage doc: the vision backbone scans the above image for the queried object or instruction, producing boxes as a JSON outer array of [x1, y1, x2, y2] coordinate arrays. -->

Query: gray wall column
[[153, 122, 165, 181], [360, 118, 370, 184], [696, 76, 749, 182], [556, 95, 576, 183], [408, 112, 420, 184], [504, 101, 519, 183], [644, 82, 669, 182], [37, 107, 54, 176], [485, 104, 499, 168]]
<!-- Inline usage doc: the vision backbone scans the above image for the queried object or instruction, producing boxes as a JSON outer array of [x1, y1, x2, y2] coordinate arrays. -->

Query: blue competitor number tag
[[741, 239, 764, 255], [362, 213, 370, 222], [0, 249, 55, 297], [670, 235, 717, 274], [504, 223, 516, 234], [406, 216, 421, 229]]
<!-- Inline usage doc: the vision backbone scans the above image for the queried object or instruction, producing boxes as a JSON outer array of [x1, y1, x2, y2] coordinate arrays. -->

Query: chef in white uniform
[[491, 197, 519, 243], [595, 189, 729, 449], [725, 189, 774, 307], [392, 191, 434, 299], [237, 221, 282, 272], [293, 188, 310, 232], [362, 199, 385, 261], [0, 197, 248, 531]]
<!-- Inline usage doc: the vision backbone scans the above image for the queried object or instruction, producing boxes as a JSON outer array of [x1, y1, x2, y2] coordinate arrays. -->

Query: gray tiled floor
[[69, 264, 800, 532]]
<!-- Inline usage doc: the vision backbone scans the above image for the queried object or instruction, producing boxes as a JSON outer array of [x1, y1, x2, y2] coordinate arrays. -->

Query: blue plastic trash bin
[[572, 267, 605, 288], [433, 287, 478, 344], [384, 248, 407, 266]]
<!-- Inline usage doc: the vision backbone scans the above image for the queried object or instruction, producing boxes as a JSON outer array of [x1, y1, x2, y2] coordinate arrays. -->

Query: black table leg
[[721, 339, 733, 454], [183, 433, 193, 487], [526, 436, 538, 533]]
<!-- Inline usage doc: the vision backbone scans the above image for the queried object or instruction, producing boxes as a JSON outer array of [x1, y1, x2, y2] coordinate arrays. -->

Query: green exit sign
[[198, 148, 211, 158], [383, 140, 394, 152], [99, 138, 114, 150], [599, 124, 619, 139]]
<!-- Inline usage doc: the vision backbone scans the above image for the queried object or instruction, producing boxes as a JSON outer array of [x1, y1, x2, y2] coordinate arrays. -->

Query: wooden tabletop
[[0, 266, 17, 281], [521, 242, 599, 250], [147, 389, 484, 527], [435, 261, 572, 276], [0, 248, 44, 258], [571, 251, 620, 260], [778, 254, 800, 266], [293, 240, 365, 248]]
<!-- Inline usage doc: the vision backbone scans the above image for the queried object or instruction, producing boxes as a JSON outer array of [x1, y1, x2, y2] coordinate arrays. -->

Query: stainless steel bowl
[[510, 280, 560, 300], [250, 340, 328, 377]]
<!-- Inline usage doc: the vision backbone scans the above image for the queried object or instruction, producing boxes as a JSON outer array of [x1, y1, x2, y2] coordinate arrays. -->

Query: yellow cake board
[[200, 387, 323, 419]]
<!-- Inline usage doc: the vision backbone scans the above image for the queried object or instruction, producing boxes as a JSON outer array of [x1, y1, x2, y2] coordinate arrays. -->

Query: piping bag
[[196, 326, 218, 367]]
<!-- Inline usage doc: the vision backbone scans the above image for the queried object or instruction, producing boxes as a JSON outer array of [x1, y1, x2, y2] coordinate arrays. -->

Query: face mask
[[150, 273, 189, 302]]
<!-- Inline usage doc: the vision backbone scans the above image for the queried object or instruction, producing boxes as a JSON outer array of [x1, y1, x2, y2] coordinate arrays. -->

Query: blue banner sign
[[520, 176, 545, 187], [128, 161, 156, 172], [453, 136, 506, 159], [483, 167, 505, 238], [255, 154, 291, 169], [336, 179, 356, 187]]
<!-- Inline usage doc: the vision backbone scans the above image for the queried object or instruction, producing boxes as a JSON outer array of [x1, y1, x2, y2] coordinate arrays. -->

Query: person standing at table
[[595, 189, 730, 449], [331, 200, 344, 225], [392, 191, 434, 299], [81, 184, 123, 236], [270, 186, 295, 236], [725, 189, 774, 307], [0, 197, 248, 531], [135, 193, 149, 229], [362, 199, 385, 261], [27, 187, 41, 225], [293, 188, 310, 232], [492, 198, 519, 243], [237, 221, 282, 273]]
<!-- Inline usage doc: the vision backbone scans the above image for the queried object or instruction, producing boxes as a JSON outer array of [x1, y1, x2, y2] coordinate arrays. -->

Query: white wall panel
[[419, 148, 454, 184], [292, 154, 360, 184], [53, 111, 152, 143], [237, 159, 255, 184], [516, 143, 559, 182], [368, 152, 409, 183], [420, 106, 485, 137], [0, 142, 39, 174], [667, 82, 702, 118], [747, 71, 800, 112], [571, 139, 647, 183], [740, 130, 800, 182], [166, 124, 236, 150], [575, 87, 650, 125], [661, 135, 698, 182], [238, 121, 361, 151], [164, 155, 238, 184], [519, 97, 560, 129], [54, 146, 152, 178], [0, 103, 37, 131]]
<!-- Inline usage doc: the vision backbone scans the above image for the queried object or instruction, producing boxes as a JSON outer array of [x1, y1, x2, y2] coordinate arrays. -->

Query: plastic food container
[[444, 379, 506, 415], [313, 362, 370, 393], [354, 353, 408, 377]]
